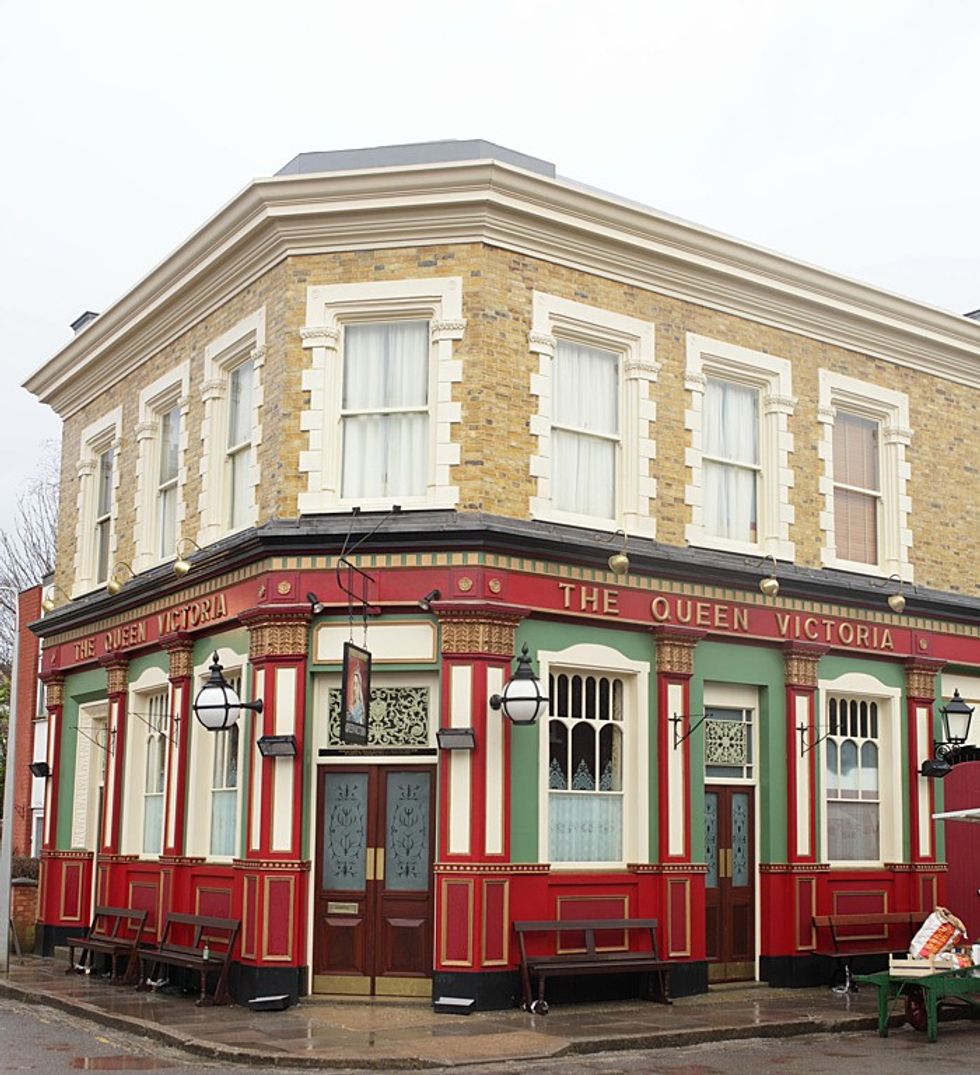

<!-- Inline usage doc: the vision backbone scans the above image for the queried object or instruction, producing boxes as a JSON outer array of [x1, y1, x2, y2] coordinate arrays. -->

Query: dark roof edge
[[31, 511, 980, 640]]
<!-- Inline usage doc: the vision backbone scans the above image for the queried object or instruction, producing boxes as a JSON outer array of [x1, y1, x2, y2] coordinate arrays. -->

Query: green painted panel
[[509, 620, 655, 864], [691, 643, 786, 865], [192, 629, 249, 667], [57, 667, 108, 849], [125, 650, 168, 681]]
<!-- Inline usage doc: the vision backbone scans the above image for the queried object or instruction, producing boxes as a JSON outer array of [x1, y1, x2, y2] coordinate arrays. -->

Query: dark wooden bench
[[514, 917, 671, 1014], [812, 912, 924, 993], [66, 906, 148, 984], [138, 912, 240, 1006]]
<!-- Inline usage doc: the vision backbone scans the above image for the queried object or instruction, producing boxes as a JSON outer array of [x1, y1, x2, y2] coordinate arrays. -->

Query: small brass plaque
[[327, 901, 359, 915]]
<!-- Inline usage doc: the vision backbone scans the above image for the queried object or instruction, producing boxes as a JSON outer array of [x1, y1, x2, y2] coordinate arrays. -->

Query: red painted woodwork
[[705, 786, 755, 980], [943, 761, 980, 936]]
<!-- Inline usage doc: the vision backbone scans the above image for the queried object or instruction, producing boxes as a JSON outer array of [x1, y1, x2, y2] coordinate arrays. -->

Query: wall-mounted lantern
[[489, 643, 549, 726], [193, 653, 263, 731]]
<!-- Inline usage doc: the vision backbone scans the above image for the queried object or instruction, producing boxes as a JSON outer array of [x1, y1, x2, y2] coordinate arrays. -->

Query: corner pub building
[[24, 141, 980, 1008]]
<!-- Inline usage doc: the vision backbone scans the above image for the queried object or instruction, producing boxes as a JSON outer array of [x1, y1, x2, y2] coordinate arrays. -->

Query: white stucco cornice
[[24, 159, 980, 416]]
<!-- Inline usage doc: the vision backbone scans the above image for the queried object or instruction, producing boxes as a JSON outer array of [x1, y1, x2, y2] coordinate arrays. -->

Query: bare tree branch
[[0, 443, 60, 670]]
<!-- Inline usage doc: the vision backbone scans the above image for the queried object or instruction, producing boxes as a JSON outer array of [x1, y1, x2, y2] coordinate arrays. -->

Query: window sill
[[686, 530, 795, 562]]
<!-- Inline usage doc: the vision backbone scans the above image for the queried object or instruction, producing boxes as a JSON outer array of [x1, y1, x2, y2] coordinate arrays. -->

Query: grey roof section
[[276, 139, 556, 178], [965, 309, 980, 321]]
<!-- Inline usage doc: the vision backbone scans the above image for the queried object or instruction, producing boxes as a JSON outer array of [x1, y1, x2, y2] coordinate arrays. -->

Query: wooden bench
[[65, 906, 148, 984], [514, 917, 671, 1014], [812, 912, 924, 993], [138, 912, 240, 1006]]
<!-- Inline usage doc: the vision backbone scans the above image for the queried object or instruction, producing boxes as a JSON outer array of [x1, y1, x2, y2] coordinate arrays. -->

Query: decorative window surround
[[529, 293, 658, 536], [703, 682, 759, 785], [299, 278, 464, 513], [535, 642, 649, 868], [818, 670, 902, 867], [685, 334, 795, 560], [132, 364, 190, 571], [198, 310, 265, 545], [817, 370, 912, 580], [73, 407, 122, 596]]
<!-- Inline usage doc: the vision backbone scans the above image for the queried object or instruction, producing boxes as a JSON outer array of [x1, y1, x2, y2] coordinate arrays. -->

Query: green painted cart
[[855, 967, 980, 1043]]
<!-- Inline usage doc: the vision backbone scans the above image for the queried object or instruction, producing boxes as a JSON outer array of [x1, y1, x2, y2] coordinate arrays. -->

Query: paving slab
[[0, 956, 911, 1069]]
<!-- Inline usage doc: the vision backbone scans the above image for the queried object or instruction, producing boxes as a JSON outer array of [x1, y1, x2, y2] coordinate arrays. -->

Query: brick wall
[[52, 241, 980, 598]]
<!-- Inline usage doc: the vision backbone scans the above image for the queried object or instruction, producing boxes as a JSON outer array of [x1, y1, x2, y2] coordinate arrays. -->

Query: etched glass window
[[327, 686, 429, 748], [210, 671, 241, 856], [385, 771, 431, 891], [704, 706, 754, 780], [142, 689, 168, 855], [824, 695, 880, 861], [547, 671, 624, 863], [323, 772, 368, 890]]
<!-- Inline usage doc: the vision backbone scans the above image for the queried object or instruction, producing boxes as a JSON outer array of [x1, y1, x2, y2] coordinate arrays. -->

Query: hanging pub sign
[[340, 641, 371, 745]]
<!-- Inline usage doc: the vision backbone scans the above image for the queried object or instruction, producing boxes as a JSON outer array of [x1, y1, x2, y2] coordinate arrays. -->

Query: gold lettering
[[696, 602, 711, 627], [804, 617, 819, 641], [602, 590, 619, 616], [650, 596, 671, 622], [856, 624, 870, 647], [881, 629, 894, 650], [676, 599, 693, 624], [558, 582, 574, 609], [714, 604, 729, 629], [733, 607, 748, 632], [822, 620, 834, 641], [775, 612, 791, 637], [839, 622, 854, 645], [580, 587, 599, 612], [215, 594, 226, 617]]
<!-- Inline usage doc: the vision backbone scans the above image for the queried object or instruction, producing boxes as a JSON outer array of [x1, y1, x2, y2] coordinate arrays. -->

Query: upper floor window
[[94, 446, 115, 584], [73, 408, 121, 595], [227, 359, 254, 529], [702, 377, 759, 544], [818, 371, 911, 579], [552, 340, 620, 519], [341, 320, 429, 499], [685, 335, 795, 560], [529, 293, 658, 536], [156, 403, 180, 558], [832, 411, 880, 565], [133, 365, 188, 571], [199, 310, 264, 546], [300, 279, 464, 514]]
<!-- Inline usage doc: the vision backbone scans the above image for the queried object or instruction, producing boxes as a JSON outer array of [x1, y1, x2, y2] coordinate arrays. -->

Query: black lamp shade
[[29, 760, 51, 778], [490, 643, 549, 725], [940, 689, 974, 746], [193, 653, 263, 731], [256, 734, 298, 757]]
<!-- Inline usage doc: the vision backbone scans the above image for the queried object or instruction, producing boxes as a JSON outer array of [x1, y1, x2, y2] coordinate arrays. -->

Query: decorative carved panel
[[905, 659, 944, 702], [42, 675, 65, 709], [783, 643, 827, 688], [652, 627, 704, 675], [439, 610, 520, 657], [163, 635, 194, 680], [240, 609, 310, 660], [100, 656, 129, 696], [327, 686, 430, 747]]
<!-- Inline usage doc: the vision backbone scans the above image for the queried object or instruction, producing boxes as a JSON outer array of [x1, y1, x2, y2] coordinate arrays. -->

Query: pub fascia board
[[24, 159, 980, 418]]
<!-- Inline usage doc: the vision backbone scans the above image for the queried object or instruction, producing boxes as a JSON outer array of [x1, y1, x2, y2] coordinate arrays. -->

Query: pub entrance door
[[313, 765, 435, 996], [704, 785, 756, 982]]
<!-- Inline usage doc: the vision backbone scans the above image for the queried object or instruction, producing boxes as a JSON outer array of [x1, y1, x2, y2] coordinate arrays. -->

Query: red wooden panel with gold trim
[[481, 879, 508, 966], [241, 874, 259, 960], [667, 877, 691, 957], [262, 876, 294, 962], [440, 878, 473, 966], [795, 877, 816, 951]]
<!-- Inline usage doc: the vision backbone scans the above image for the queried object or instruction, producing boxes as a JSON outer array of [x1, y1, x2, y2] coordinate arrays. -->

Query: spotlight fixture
[[256, 734, 298, 758], [106, 562, 136, 596], [41, 584, 72, 613], [417, 589, 441, 612], [28, 760, 51, 778], [759, 554, 779, 598], [173, 537, 203, 577], [306, 591, 326, 615], [920, 757, 953, 779]]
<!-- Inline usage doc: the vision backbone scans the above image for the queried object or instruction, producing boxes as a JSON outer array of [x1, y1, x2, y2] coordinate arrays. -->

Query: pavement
[[0, 955, 970, 1069]]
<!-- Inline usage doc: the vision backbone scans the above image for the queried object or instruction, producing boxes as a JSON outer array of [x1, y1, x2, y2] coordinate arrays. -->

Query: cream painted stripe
[[271, 666, 296, 852], [794, 694, 811, 856], [250, 668, 264, 851], [485, 667, 504, 856], [449, 665, 472, 855], [667, 682, 685, 857], [105, 699, 118, 845], [166, 683, 182, 848], [916, 705, 932, 858], [44, 714, 56, 845]]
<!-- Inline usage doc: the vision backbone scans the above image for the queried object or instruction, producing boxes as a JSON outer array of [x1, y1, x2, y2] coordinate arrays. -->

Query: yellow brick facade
[[53, 239, 979, 598]]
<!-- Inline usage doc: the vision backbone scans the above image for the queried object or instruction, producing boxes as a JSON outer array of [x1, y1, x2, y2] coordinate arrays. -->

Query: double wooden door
[[705, 785, 755, 982], [313, 765, 435, 996]]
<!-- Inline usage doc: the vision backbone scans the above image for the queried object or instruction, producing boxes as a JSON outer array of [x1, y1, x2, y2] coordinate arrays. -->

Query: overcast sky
[[3, 0, 979, 543]]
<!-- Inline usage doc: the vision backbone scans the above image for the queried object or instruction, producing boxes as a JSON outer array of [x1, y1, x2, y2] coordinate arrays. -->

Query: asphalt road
[[0, 996, 976, 1074]]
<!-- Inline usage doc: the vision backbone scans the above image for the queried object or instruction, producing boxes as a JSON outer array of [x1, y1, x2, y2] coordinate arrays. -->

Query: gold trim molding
[[652, 626, 704, 675], [783, 643, 828, 688], [905, 658, 945, 702], [162, 634, 194, 680], [42, 675, 65, 709], [240, 607, 311, 660]]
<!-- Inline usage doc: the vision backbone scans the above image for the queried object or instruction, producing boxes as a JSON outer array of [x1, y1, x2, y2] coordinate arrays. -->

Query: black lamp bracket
[[797, 723, 831, 757], [670, 712, 707, 750]]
